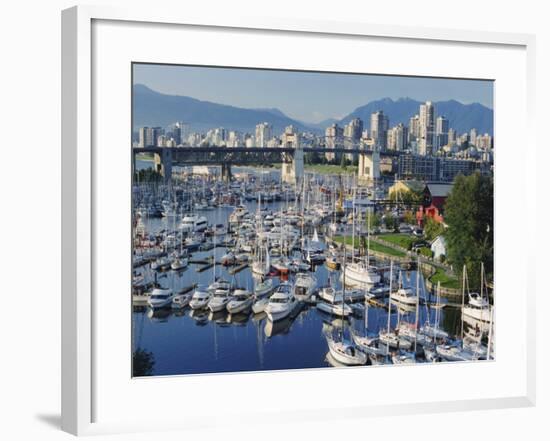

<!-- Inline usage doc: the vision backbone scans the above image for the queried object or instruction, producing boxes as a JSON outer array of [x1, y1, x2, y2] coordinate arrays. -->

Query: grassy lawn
[[377, 233, 416, 249], [305, 164, 358, 175], [429, 266, 461, 290], [135, 152, 155, 161], [333, 236, 407, 258]]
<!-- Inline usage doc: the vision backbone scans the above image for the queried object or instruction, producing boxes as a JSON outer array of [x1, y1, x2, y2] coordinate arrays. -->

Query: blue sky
[[133, 63, 493, 124]]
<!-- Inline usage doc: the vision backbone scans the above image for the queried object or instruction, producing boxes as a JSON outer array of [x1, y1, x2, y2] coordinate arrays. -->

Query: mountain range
[[133, 84, 493, 136]]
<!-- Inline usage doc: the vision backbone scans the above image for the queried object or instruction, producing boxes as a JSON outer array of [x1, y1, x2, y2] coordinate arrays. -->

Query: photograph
[[131, 63, 495, 377]]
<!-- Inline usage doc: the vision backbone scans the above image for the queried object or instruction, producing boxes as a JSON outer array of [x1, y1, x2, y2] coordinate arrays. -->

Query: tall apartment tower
[[419, 101, 435, 155], [436, 116, 449, 150], [255, 122, 273, 147], [370, 111, 389, 150]]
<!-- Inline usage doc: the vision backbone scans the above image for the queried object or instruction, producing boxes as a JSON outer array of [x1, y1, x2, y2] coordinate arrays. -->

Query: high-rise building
[[408, 114, 420, 144], [469, 128, 478, 146], [419, 101, 435, 155], [436, 116, 449, 150], [343, 118, 363, 161], [282, 125, 300, 148], [138, 126, 163, 147], [370, 111, 389, 150], [255, 122, 273, 147], [387, 123, 408, 151], [325, 123, 344, 161]]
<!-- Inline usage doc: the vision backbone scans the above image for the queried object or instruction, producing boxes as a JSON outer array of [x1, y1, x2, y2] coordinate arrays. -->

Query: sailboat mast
[[414, 257, 420, 353], [387, 261, 393, 334], [461, 264, 466, 343]]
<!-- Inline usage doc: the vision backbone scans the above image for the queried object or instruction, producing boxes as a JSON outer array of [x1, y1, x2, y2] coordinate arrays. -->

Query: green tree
[[403, 210, 416, 225], [444, 173, 493, 287], [384, 215, 397, 231], [424, 216, 445, 241]]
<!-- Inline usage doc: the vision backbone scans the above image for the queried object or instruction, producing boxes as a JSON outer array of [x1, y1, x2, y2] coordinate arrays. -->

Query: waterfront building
[[419, 101, 435, 156], [370, 110, 389, 150], [398, 153, 490, 181], [255, 122, 273, 147]]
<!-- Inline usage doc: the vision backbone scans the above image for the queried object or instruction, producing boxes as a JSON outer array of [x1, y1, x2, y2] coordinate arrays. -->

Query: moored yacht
[[226, 289, 253, 314], [293, 273, 317, 301], [189, 285, 211, 310], [342, 260, 380, 287], [147, 287, 174, 309], [264, 282, 298, 322]]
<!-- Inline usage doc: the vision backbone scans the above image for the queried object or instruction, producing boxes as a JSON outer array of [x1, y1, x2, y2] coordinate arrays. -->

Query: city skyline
[[133, 64, 494, 124]]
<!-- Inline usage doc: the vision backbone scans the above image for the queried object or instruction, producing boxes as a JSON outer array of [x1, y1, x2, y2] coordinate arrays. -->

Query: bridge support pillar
[[154, 149, 173, 183], [221, 163, 232, 182], [282, 146, 304, 185], [358, 150, 380, 184]]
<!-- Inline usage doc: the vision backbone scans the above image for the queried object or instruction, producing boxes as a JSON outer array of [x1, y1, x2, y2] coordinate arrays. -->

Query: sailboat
[[341, 199, 380, 287]]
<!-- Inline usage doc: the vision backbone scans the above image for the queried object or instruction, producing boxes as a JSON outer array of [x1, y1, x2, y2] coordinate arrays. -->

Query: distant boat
[[171, 292, 192, 309]]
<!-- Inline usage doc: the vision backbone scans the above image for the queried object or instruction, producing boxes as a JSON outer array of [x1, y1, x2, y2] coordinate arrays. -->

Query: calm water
[[132, 200, 463, 377]]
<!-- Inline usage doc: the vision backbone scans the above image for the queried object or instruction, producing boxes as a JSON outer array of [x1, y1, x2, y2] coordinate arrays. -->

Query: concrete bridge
[[132, 146, 401, 184]]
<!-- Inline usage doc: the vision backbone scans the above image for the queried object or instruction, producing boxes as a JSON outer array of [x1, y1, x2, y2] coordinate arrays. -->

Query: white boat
[[252, 296, 270, 314], [151, 256, 171, 271], [326, 338, 367, 366], [462, 292, 492, 323], [264, 282, 298, 322], [207, 279, 231, 293], [226, 289, 253, 314], [189, 286, 211, 310], [316, 289, 353, 317], [436, 344, 478, 361], [170, 257, 188, 271], [419, 323, 449, 340], [318, 286, 364, 304], [208, 290, 232, 312], [147, 287, 174, 309], [254, 278, 274, 297], [390, 287, 418, 305], [220, 252, 235, 266], [392, 352, 417, 364], [293, 273, 317, 301], [342, 261, 380, 287], [379, 330, 400, 348], [179, 214, 208, 233], [171, 292, 192, 309]]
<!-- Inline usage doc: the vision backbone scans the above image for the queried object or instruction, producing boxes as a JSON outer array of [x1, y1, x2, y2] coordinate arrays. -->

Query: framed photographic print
[[62, 5, 536, 436]]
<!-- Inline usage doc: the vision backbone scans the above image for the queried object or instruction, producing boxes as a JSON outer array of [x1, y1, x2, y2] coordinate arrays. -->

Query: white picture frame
[[62, 5, 536, 436]]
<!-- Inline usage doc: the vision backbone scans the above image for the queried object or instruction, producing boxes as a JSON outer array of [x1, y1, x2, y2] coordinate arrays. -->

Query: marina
[[132, 166, 494, 376]]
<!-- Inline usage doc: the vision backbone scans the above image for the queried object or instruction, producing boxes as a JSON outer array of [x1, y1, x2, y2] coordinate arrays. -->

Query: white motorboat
[[151, 256, 171, 271], [147, 287, 174, 309], [462, 292, 492, 323], [170, 257, 188, 271], [264, 282, 298, 322], [252, 296, 270, 314], [226, 289, 253, 314], [436, 344, 479, 362], [326, 338, 367, 366], [179, 214, 208, 233], [189, 286, 211, 310], [171, 292, 192, 309], [293, 273, 317, 301], [390, 287, 418, 305], [207, 279, 231, 293], [316, 289, 353, 317], [318, 286, 364, 304], [254, 278, 274, 297], [342, 261, 380, 287], [208, 290, 232, 312]]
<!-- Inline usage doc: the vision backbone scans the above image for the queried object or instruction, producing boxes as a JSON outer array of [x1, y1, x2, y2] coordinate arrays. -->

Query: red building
[[416, 183, 453, 225]]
